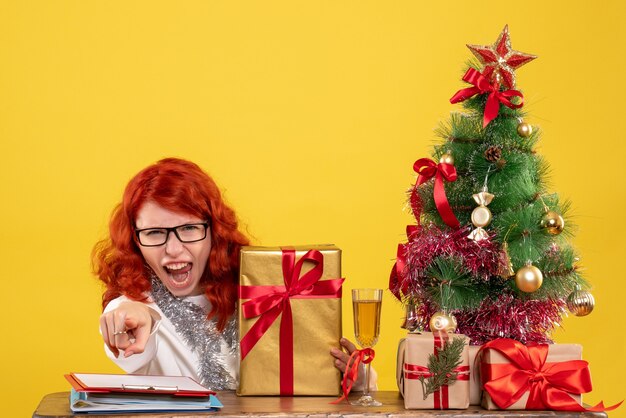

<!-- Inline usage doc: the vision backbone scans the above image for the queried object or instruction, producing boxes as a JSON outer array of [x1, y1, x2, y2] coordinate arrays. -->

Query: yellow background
[[1, 1, 624, 416]]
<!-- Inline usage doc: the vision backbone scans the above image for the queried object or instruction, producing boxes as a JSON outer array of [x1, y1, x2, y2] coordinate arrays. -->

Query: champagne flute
[[351, 288, 382, 406]]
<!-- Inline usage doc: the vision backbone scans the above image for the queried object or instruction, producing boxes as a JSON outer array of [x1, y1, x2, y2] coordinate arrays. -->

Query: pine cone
[[484, 146, 502, 163]]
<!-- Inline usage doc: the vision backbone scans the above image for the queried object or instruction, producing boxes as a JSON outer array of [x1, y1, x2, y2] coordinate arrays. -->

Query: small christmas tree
[[391, 25, 595, 345]]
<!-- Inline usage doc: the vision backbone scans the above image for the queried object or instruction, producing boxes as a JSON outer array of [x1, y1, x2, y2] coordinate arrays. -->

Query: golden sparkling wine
[[353, 300, 382, 348], [351, 288, 382, 407]]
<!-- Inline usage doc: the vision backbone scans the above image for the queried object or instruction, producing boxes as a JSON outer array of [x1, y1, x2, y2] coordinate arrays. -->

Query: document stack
[[65, 372, 223, 413]]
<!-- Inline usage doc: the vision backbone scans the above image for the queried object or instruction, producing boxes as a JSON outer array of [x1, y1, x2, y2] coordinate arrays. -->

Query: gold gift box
[[397, 332, 470, 409], [237, 245, 343, 396]]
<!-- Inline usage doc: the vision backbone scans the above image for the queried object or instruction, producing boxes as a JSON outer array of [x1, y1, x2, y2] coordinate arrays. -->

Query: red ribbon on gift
[[331, 348, 375, 404], [403, 334, 469, 409], [450, 68, 524, 128], [239, 248, 345, 396], [404, 364, 470, 409], [480, 338, 622, 412], [411, 158, 460, 229]]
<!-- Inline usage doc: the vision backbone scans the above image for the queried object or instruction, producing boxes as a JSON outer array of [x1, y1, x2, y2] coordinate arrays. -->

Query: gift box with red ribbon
[[468, 345, 482, 405], [397, 332, 470, 409], [479, 338, 620, 412], [237, 245, 344, 396]]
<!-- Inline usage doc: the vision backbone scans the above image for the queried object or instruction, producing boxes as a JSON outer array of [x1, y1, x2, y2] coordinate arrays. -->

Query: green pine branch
[[418, 337, 466, 400]]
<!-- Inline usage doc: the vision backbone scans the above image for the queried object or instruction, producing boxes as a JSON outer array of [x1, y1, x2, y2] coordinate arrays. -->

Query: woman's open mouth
[[164, 262, 193, 288]]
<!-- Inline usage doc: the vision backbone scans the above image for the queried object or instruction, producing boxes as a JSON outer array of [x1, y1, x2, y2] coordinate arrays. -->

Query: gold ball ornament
[[540, 210, 565, 235], [567, 287, 595, 317], [439, 152, 454, 165], [517, 122, 533, 138], [429, 311, 458, 333], [514, 264, 543, 293]]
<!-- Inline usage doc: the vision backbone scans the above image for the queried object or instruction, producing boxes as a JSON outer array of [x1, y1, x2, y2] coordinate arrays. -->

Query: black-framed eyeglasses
[[135, 222, 210, 247]]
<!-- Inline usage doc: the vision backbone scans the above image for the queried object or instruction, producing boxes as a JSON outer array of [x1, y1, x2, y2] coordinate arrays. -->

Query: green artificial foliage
[[424, 257, 488, 310], [418, 337, 466, 400], [428, 99, 588, 299]]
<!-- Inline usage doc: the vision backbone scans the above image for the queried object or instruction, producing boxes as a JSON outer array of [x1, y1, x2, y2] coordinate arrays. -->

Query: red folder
[[65, 373, 215, 397]]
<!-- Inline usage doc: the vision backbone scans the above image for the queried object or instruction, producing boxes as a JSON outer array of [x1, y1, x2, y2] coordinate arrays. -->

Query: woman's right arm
[[100, 298, 162, 368]]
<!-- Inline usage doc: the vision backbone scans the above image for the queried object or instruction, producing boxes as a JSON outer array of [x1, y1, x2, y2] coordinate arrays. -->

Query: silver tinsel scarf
[[150, 276, 238, 390]]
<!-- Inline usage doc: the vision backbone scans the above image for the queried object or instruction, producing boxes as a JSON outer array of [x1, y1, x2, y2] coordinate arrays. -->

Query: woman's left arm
[[330, 337, 378, 391]]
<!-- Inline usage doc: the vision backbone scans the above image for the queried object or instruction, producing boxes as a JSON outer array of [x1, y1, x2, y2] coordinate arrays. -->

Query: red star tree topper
[[467, 25, 537, 89]]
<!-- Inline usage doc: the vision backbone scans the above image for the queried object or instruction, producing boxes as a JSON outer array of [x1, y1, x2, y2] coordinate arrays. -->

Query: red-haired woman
[[94, 157, 374, 392], [93, 158, 249, 390]]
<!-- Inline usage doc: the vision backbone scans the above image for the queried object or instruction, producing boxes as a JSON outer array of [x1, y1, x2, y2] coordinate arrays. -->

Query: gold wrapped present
[[237, 245, 343, 396]]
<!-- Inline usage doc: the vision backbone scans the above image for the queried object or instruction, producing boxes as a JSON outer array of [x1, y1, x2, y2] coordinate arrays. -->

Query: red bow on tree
[[388, 225, 420, 300], [391, 157, 459, 301], [411, 158, 460, 229], [450, 68, 524, 128]]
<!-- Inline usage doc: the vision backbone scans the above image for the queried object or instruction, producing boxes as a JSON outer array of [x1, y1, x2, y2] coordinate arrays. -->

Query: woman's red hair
[[92, 158, 249, 331]]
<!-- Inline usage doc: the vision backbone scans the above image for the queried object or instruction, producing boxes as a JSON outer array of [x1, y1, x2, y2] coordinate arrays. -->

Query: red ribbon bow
[[480, 338, 622, 412], [331, 348, 375, 404], [450, 68, 524, 128], [239, 248, 345, 396], [388, 225, 419, 300], [411, 158, 460, 229], [396, 157, 460, 301]]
